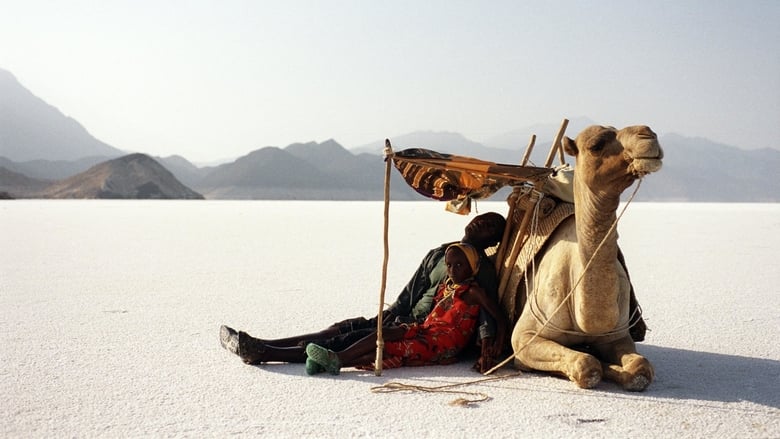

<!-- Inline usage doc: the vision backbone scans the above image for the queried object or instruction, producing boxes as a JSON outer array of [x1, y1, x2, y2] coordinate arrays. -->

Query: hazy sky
[[2, 0, 778, 161]]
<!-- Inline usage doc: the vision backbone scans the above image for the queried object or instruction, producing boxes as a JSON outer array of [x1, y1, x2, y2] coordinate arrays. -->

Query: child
[[305, 243, 509, 375]]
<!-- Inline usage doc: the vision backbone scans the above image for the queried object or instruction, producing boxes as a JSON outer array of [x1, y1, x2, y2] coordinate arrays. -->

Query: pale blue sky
[[2, 0, 778, 161]]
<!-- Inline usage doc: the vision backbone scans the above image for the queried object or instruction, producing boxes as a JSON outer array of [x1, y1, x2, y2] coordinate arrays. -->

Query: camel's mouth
[[628, 138, 663, 177], [630, 157, 663, 176]]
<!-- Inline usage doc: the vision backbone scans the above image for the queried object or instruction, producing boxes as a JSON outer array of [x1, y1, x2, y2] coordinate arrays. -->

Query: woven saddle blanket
[[499, 200, 575, 322]]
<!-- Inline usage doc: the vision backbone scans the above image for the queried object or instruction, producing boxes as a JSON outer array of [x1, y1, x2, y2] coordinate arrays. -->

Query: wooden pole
[[544, 118, 569, 168], [557, 139, 566, 166], [521, 134, 537, 167], [495, 134, 536, 276], [497, 184, 542, 298], [375, 139, 393, 376]]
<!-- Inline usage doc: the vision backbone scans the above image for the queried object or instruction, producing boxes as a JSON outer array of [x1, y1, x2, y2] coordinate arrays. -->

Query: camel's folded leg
[[512, 335, 603, 389], [596, 337, 654, 391]]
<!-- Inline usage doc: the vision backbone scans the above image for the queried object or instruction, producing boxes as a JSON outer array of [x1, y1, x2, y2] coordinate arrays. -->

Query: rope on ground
[[370, 371, 524, 407]]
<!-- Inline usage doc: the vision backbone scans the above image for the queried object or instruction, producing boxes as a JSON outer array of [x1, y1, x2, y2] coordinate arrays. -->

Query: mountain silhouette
[[39, 153, 203, 199], [191, 140, 394, 199], [0, 68, 124, 161], [1, 68, 778, 202]]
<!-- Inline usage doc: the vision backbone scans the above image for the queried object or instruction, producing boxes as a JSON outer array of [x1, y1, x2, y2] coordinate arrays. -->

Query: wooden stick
[[497, 184, 543, 302], [557, 139, 566, 166], [544, 118, 569, 168], [495, 134, 537, 276], [375, 139, 393, 376], [521, 134, 537, 166]]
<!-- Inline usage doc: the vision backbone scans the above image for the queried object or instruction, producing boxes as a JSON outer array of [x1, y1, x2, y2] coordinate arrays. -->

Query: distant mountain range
[[1, 67, 778, 202], [1, 153, 203, 199]]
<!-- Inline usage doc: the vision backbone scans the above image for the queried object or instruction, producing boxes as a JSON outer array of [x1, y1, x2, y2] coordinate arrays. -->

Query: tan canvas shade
[[391, 148, 553, 202]]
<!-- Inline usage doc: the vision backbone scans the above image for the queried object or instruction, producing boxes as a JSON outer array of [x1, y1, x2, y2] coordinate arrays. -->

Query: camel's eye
[[588, 131, 616, 152], [589, 140, 606, 152]]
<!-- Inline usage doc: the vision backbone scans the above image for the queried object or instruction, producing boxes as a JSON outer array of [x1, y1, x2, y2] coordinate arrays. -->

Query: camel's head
[[562, 125, 663, 196]]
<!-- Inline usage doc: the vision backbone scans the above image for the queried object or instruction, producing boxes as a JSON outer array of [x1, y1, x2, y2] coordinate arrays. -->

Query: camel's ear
[[562, 137, 578, 156]]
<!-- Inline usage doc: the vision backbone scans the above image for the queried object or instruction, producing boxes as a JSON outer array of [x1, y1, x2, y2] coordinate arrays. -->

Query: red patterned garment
[[372, 279, 481, 369]]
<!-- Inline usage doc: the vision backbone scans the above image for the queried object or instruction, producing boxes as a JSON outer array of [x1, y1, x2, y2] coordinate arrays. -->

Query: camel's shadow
[[250, 345, 779, 409], [638, 344, 779, 409]]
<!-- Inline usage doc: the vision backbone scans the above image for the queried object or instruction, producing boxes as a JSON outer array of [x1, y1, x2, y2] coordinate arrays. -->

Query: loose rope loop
[[370, 371, 523, 406]]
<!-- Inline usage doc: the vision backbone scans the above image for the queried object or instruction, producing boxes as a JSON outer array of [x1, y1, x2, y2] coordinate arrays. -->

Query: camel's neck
[[572, 180, 622, 333], [574, 185, 620, 263]]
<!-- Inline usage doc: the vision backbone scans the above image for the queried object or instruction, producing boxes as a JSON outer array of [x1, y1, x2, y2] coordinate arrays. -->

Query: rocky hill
[[38, 153, 203, 199]]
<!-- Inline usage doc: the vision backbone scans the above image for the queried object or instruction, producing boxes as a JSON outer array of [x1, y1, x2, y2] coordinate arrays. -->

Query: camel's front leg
[[595, 337, 654, 391], [512, 331, 603, 389]]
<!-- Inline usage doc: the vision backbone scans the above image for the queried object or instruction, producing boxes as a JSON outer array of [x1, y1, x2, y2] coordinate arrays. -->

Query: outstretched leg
[[338, 327, 407, 367], [220, 321, 390, 365], [219, 325, 307, 364], [259, 326, 342, 347], [228, 316, 376, 348]]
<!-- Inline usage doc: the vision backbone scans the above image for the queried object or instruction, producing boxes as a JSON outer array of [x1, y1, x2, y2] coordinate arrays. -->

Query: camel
[[508, 125, 663, 391]]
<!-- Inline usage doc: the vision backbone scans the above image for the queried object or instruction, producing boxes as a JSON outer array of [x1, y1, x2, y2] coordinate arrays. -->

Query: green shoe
[[305, 358, 325, 375], [306, 343, 341, 375]]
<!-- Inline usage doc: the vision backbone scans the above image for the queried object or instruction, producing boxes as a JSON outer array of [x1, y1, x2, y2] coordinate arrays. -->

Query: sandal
[[219, 325, 240, 356]]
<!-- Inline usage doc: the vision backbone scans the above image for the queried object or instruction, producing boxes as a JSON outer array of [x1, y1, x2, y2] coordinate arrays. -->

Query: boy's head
[[445, 243, 480, 283], [462, 212, 506, 250]]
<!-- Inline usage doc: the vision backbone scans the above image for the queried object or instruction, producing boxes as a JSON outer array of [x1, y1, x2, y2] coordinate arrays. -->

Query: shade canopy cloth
[[390, 148, 553, 213]]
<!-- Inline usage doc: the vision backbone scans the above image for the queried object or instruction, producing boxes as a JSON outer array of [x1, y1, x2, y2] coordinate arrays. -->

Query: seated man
[[220, 212, 508, 373]]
